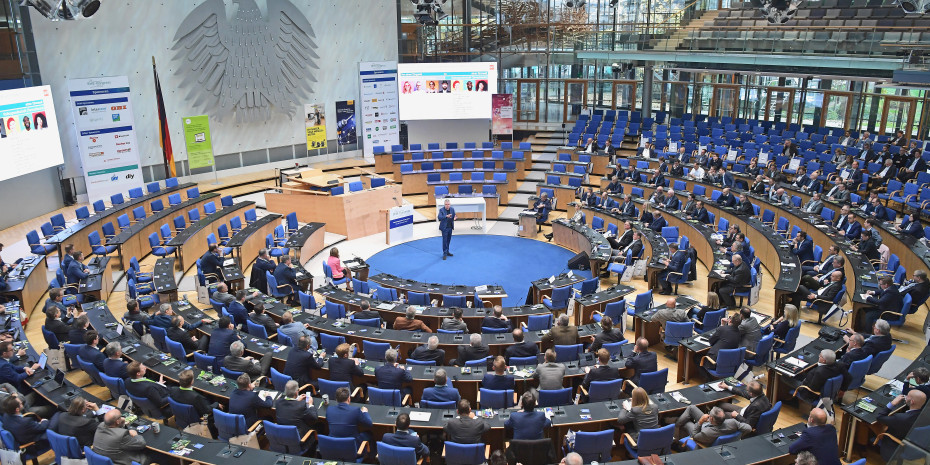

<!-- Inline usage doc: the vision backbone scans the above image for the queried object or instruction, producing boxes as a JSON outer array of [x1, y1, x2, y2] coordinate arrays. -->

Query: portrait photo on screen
[[398, 62, 498, 120], [0, 85, 65, 181]]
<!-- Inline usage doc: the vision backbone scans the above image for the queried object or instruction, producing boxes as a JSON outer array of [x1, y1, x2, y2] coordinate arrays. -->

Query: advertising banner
[[359, 61, 399, 156], [304, 103, 327, 151], [492, 93, 513, 135], [335, 100, 357, 146], [182, 115, 215, 169], [67, 76, 144, 201]]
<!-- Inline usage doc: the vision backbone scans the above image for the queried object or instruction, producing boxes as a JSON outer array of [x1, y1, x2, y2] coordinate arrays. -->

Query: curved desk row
[[375, 148, 531, 178], [555, 146, 612, 176], [550, 219, 612, 277], [224, 213, 281, 270], [167, 202, 255, 272], [368, 273, 507, 308], [283, 222, 327, 264], [401, 167, 519, 195], [0, 255, 49, 313]]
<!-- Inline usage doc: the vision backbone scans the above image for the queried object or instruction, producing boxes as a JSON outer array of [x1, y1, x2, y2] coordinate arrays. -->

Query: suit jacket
[[811, 281, 842, 312], [456, 344, 490, 366], [693, 208, 710, 224], [0, 358, 27, 390], [227, 301, 249, 328], [79, 344, 105, 372], [838, 347, 870, 369], [273, 397, 319, 437], [166, 325, 200, 353], [729, 385, 772, 429], [2, 413, 48, 445], [375, 364, 412, 390], [45, 317, 71, 342], [249, 313, 277, 336], [223, 355, 263, 377], [382, 430, 429, 457], [327, 403, 373, 443], [438, 207, 456, 231], [717, 193, 737, 208], [329, 356, 364, 384], [648, 216, 668, 232], [901, 280, 930, 306], [504, 341, 538, 363], [444, 416, 490, 444], [624, 351, 658, 386], [802, 363, 846, 393], [862, 334, 893, 357], [738, 317, 763, 350], [505, 410, 550, 440], [273, 263, 298, 291], [68, 327, 87, 344], [708, 325, 741, 359], [619, 201, 636, 217], [283, 349, 323, 385], [533, 362, 566, 390], [91, 423, 148, 465], [481, 373, 515, 391], [877, 408, 920, 460], [206, 327, 240, 357], [228, 388, 272, 427], [616, 406, 660, 439], [393, 317, 432, 332], [590, 328, 624, 353], [126, 378, 169, 409], [793, 238, 815, 264], [200, 251, 223, 281], [693, 418, 751, 447], [725, 262, 751, 288], [168, 386, 215, 416], [51, 411, 99, 447], [788, 424, 841, 465], [66, 260, 88, 285], [582, 365, 620, 390], [866, 287, 903, 317], [249, 257, 276, 292], [103, 357, 129, 379], [422, 385, 461, 404], [409, 345, 446, 365], [545, 325, 579, 346], [481, 316, 512, 331]]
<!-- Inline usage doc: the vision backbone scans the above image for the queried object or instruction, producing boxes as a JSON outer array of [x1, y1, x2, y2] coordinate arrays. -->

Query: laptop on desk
[[103, 324, 123, 341]]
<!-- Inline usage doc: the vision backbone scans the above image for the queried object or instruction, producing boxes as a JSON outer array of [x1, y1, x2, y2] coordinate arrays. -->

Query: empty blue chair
[[213, 409, 254, 441], [624, 424, 675, 458], [75, 206, 89, 220], [586, 378, 623, 402], [443, 295, 466, 307], [83, 447, 114, 465], [318, 434, 367, 462], [537, 388, 573, 407], [574, 430, 615, 463], [543, 286, 571, 311], [363, 340, 390, 360], [867, 345, 896, 375], [323, 300, 346, 319], [629, 368, 668, 394], [524, 313, 553, 331], [92, 200, 106, 213], [845, 355, 873, 392], [368, 387, 407, 407], [554, 344, 582, 362], [694, 308, 725, 334], [167, 397, 201, 430], [663, 321, 693, 348], [406, 291, 429, 305], [194, 352, 219, 373], [263, 421, 315, 455], [754, 401, 782, 435], [47, 430, 82, 464], [701, 347, 746, 378], [478, 388, 515, 409], [444, 441, 487, 465], [377, 441, 417, 465]]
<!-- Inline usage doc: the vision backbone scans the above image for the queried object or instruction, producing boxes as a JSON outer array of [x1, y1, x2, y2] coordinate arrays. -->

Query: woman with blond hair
[[689, 292, 722, 329], [615, 387, 659, 440], [766, 304, 801, 348]]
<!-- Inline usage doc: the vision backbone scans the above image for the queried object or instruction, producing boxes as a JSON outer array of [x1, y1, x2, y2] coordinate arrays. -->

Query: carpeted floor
[[365, 235, 592, 306]]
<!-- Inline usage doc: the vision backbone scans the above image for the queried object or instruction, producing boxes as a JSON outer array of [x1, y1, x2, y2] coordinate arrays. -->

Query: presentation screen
[[0, 85, 64, 181], [398, 62, 498, 120]]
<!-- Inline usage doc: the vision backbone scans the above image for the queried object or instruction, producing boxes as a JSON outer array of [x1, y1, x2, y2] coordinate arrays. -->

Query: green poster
[[183, 115, 215, 169]]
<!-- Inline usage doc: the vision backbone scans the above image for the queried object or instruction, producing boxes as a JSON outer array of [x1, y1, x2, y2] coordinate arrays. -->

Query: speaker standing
[[438, 199, 456, 260]]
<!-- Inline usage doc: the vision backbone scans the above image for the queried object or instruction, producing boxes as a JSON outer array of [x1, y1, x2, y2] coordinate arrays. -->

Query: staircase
[[647, 9, 720, 52]]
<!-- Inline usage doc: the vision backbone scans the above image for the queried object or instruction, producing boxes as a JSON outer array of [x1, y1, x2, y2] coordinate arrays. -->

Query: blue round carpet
[[365, 235, 592, 307]]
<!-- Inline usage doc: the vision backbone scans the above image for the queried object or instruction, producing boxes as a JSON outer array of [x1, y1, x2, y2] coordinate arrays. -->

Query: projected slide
[[0, 85, 64, 181], [398, 62, 498, 120]]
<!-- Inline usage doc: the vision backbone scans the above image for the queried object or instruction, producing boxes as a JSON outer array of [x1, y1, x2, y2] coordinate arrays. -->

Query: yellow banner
[[305, 103, 327, 150]]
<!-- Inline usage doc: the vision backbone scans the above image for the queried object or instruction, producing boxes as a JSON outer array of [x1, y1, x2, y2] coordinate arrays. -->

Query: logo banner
[[359, 61, 399, 156], [304, 103, 327, 151], [492, 93, 513, 135], [68, 76, 144, 201], [335, 100, 357, 146], [182, 115, 215, 169]]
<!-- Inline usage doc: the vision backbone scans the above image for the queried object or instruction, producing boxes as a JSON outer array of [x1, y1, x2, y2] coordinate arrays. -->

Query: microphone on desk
[[393, 196, 401, 207]]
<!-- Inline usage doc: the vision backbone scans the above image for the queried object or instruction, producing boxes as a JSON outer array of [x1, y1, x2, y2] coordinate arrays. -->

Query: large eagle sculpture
[[172, 0, 319, 122]]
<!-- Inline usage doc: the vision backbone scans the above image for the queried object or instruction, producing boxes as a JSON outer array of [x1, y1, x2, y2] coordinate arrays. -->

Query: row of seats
[[375, 141, 532, 153]]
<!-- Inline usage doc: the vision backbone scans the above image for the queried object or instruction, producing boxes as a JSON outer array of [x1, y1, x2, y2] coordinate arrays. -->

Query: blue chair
[[323, 261, 349, 287], [26, 230, 55, 255], [681, 430, 741, 450], [194, 352, 219, 373], [478, 388, 516, 409], [867, 345, 896, 375], [246, 320, 273, 339], [523, 314, 553, 331], [554, 344, 582, 362], [575, 277, 599, 296], [421, 399, 455, 408], [221, 366, 245, 380], [323, 300, 346, 319], [627, 368, 668, 394], [88, 231, 116, 256], [319, 434, 368, 462], [318, 379, 358, 399], [586, 379, 623, 402], [593, 300, 625, 324], [269, 367, 298, 392], [377, 441, 418, 465], [76, 355, 104, 387], [701, 347, 746, 378], [263, 421, 315, 455], [481, 325, 508, 334], [793, 374, 843, 408], [213, 409, 259, 441], [298, 290, 317, 312], [99, 373, 127, 400], [406, 291, 429, 305], [744, 333, 775, 372], [353, 317, 381, 328], [368, 387, 408, 406], [406, 359, 436, 366], [754, 401, 782, 435], [573, 430, 614, 463], [444, 441, 488, 465], [83, 447, 114, 465], [149, 325, 168, 351], [663, 321, 694, 348], [537, 388, 573, 407], [602, 340, 627, 357], [443, 295, 466, 307], [148, 232, 175, 257], [845, 355, 873, 392], [363, 340, 390, 361], [693, 308, 725, 334], [543, 286, 571, 311], [321, 333, 345, 354], [465, 357, 491, 368], [266, 272, 294, 301], [882, 294, 914, 327], [773, 324, 801, 358], [166, 338, 195, 364], [126, 390, 164, 419], [167, 397, 201, 430], [624, 424, 675, 458], [628, 290, 653, 316], [666, 257, 691, 294], [47, 430, 82, 464]]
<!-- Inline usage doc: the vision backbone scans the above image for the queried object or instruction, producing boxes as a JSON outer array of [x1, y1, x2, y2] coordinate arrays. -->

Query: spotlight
[[565, 0, 587, 7], [609, 0, 619, 5], [899, 0, 930, 14], [21, 0, 101, 20], [410, 0, 447, 25], [750, 0, 802, 24]]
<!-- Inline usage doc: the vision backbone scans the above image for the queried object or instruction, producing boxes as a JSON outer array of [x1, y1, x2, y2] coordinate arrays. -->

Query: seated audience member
[[737, 307, 762, 350], [652, 297, 689, 327], [283, 335, 323, 386], [329, 343, 364, 389], [581, 349, 619, 399], [93, 409, 152, 465], [675, 405, 751, 448], [862, 278, 902, 331], [351, 300, 381, 321], [229, 373, 272, 428], [0, 341, 39, 392], [797, 349, 846, 403], [544, 314, 579, 346], [481, 356, 515, 391], [615, 387, 659, 440], [277, 311, 319, 351], [481, 305, 512, 331], [223, 340, 272, 377], [167, 315, 209, 352], [248, 303, 277, 336], [375, 348, 412, 392], [765, 304, 801, 348], [409, 336, 446, 365], [327, 386, 372, 444], [1, 395, 49, 449], [706, 314, 741, 360], [206, 316, 240, 358], [125, 361, 170, 417], [393, 307, 433, 333], [788, 408, 841, 465], [455, 333, 490, 366], [532, 349, 565, 391], [902, 367, 930, 397], [422, 369, 461, 405], [443, 399, 490, 444], [168, 369, 219, 430], [588, 316, 624, 353], [440, 307, 468, 333], [861, 319, 893, 357], [504, 328, 538, 363], [273, 380, 319, 437], [716, 379, 772, 430], [50, 396, 99, 448], [505, 392, 550, 440], [78, 330, 105, 372], [382, 413, 429, 459], [876, 390, 927, 460], [102, 342, 129, 379], [624, 338, 658, 387]]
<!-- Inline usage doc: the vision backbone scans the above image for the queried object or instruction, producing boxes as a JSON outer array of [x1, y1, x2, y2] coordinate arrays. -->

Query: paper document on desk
[[709, 383, 726, 392], [475, 285, 488, 293], [784, 357, 808, 368], [409, 411, 431, 422], [860, 293, 871, 300], [670, 392, 689, 403], [694, 336, 710, 345], [718, 259, 730, 266], [751, 313, 765, 324], [258, 390, 279, 402], [224, 259, 235, 267], [376, 302, 396, 310]]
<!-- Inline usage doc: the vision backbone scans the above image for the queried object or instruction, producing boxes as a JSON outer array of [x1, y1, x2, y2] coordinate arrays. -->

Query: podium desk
[[401, 168, 518, 195], [266, 184, 401, 240], [78, 256, 113, 302], [550, 219, 611, 276], [534, 183, 575, 212], [764, 336, 847, 403], [519, 211, 538, 238], [427, 180, 509, 205], [438, 197, 488, 233], [555, 146, 611, 176]]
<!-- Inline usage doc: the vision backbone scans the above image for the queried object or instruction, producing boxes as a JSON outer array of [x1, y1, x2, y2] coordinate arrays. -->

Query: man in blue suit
[[0, 396, 49, 449], [78, 330, 105, 372], [207, 316, 240, 358], [689, 200, 710, 224], [375, 349, 412, 394], [791, 231, 815, 265], [102, 342, 129, 379], [66, 251, 89, 286], [228, 373, 272, 427], [226, 290, 254, 329], [200, 244, 224, 284], [273, 255, 299, 303], [658, 242, 687, 295], [903, 367, 930, 397], [249, 249, 276, 292], [716, 187, 737, 208], [327, 386, 373, 444], [877, 389, 926, 460], [788, 408, 841, 465], [438, 199, 456, 260], [381, 413, 429, 459], [505, 392, 551, 440], [648, 212, 668, 233], [283, 335, 322, 386], [841, 214, 861, 241], [0, 341, 38, 392], [863, 278, 903, 332], [421, 369, 460, 405]]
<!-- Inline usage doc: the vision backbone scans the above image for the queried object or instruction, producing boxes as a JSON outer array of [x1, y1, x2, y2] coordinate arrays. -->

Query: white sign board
[[359, 61, 400, 157], [387, 204, 414, 245]]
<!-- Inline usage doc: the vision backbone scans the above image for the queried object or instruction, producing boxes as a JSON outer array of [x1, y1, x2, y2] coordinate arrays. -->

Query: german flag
[[153, 57, 175, 178]]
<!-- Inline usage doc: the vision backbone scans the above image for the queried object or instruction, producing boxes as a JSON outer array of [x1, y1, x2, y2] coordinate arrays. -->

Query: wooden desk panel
[[266, 185, 402, 240]]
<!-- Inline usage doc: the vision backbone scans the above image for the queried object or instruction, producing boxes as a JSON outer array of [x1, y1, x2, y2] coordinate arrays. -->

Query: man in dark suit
[[0, 396, 49, 449], [78, 331, 105, 372], [168, 368, 220, 437], [717, 254, 750, 309], [788, 408, 841, 465], [44, 302, 74, 344], [273, 255, 299, 302], [273, 380, 319, 438], [856, 229, 881, 263], [588, 317, 624, 353], [283, 335, 323, 386], [717, 187, 737, 208], [200, 244, 224, 284], [624, 338, 658, 387], [102, 342, 129, 379], [382, 413, 429, 459], [614, 195, 636, 217], [166, 315, 208, 352], [229, 373, 272, 428], [798, 350, 846, 404], [68, 315, 89, 344], [409, 336, 446, 365], [206, 316, 240, 358], [421, 369, 461, 405], [877, 390, 926, 460], [327, 387, 372, 444], [226, 290, 253, 328], [782, 140, 798, 157], [249, 303, 277, 337], [505, 392, 551, 440], [65, 251, 89, 286], [707, 316, 741, 360], [690, 201, 710, 224], [861, 319, 894, 357], [648, 170, 665, 187], [871, 159, 898, 190], [0, 341, 39, 391], [802, 244, 839, 277], [795, 271, 843, 324], [504, 329, 538, 364], [223, 341, 271, 378], [481, 305, 512, 331], [443, 399, 490, 444], [898, 269, 929, 310], [903, 367, 930, 397], [249, 249, 276, 292], [455, 333, 490, 366], [351, 300, 381, 321], [863, 278, 903, 332], [716, 380, 772, 430], [648, 212, 668, 233], [581, 349, 619, 399], [837, 333, 870, 369], [375, 349, 412, 392], [791, 231, 815, 265], [125, 361, 170, 417], [658, 242, 687, 295], [438, 199, 456, 259]]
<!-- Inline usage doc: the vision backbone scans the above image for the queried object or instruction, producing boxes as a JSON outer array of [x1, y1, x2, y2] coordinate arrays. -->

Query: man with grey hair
[[278, 310, 319, 351], [250, 248, 276, 292], [795, 451, 818, 465], [675, 405, 751, 448], [545, 313, 579, 346], [393, 307, 432, 332], [410, 335, 445, 365], [102, 341, 128, 379], [838, 333, 869, 370], [900, 269, 930, 308], [861, 318, 893, 357], [455, 333, 489, 366], [561, 452, 583, 465], [273, 380, 318, 437], [212, 283, 235, 306], [797, 349, 845, 404], [92, 409, 151, 465], [222, 340, 271, 377], [375, 348, 412, 395]]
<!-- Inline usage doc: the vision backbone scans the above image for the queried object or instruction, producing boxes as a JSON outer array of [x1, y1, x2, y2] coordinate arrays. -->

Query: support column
[[642, 63, 654, 120]]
